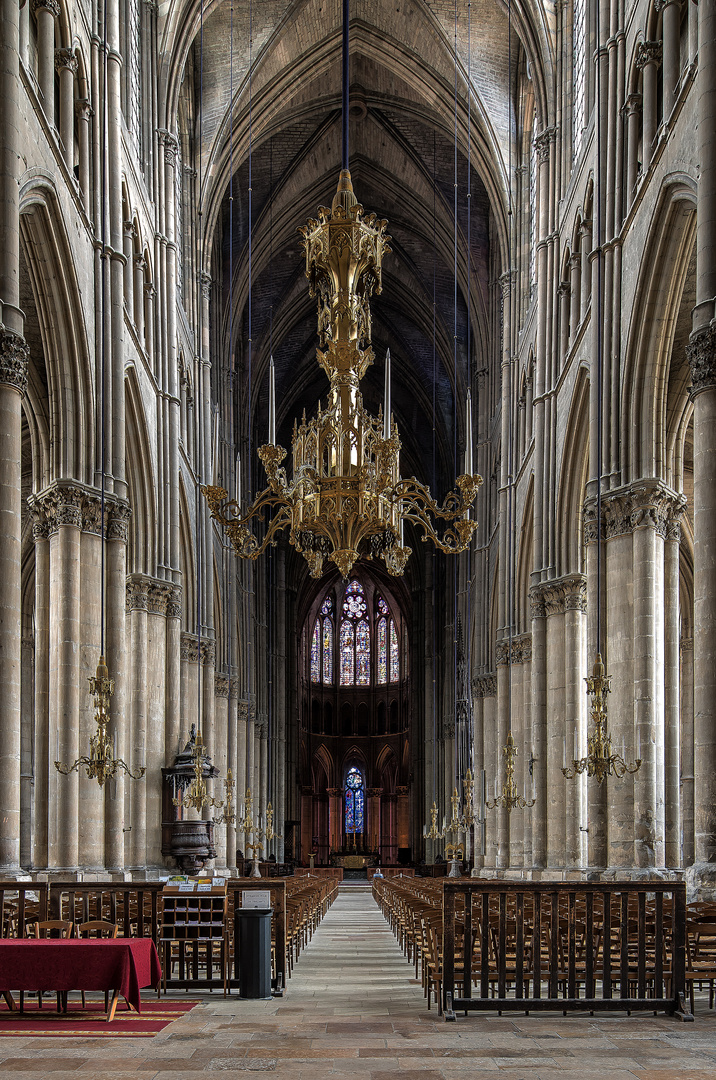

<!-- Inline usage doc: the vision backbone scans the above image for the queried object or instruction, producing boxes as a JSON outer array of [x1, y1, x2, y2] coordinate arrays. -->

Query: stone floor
[[1, 884, 716, 1078]]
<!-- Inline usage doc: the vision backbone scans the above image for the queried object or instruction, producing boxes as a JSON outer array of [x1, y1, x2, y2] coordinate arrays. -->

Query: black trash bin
[[235, 907, 273, 999]]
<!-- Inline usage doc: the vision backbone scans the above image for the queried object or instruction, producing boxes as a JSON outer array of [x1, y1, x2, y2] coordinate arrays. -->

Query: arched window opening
[[311, 595, 334, 683], [573, 0, 586, 158], [376, 595, 399, 684], [340, 580, 370, 685], [344, 767, 364, 842]]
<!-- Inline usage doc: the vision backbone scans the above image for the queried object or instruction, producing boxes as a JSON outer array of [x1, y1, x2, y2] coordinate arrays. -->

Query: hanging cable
[[453, 0, 459, 792]]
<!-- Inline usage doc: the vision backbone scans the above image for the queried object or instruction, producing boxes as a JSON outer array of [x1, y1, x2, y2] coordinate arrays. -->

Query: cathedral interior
[[1, 0, 715, 905]]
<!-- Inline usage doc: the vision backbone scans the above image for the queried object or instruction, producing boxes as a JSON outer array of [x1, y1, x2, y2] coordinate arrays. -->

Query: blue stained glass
[[345, 768, 364, 833], [377, 595, 390, 616], [356, 620, 370, 684], [390, 621, 399, 682], [340, 620, 354, 685], [311, 620, 320, 682], [321, 595, 333, 616], [377, 617, 387, 684], [323, 617, 333, 683]]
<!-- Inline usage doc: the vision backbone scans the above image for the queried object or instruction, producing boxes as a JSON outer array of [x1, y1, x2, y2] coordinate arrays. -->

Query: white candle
[[212, 408, 220, 485], [268, 356, 276, 445], [235, 451, 241, 507], [465, 388, 473, 476], [383, 349, 391, 440]]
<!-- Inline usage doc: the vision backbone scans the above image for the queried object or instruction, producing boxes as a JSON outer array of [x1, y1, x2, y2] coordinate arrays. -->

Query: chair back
[[76, 919, 119, 939], [33, 919, 73, 938]]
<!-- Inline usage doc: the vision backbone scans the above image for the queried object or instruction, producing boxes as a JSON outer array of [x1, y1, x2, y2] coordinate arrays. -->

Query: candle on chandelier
[[268, 355, 276, 445], [383, 348, 391, 440], [465, 388, 473, 476], [212, 408, 220, 485], [235, 451, 241, 506]]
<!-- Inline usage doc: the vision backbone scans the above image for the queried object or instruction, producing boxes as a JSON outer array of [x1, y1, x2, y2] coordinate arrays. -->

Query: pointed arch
[[622, 177, 697, 484], [557, 365, 590, 575], [125, 368, 156, 576]]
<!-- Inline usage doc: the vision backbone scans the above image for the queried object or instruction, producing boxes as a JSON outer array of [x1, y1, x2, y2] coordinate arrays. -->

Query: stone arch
[[19, 180, 93, 486], [125, 367, 156, 576], [556, 364, 590, 576], [621, 176, 696, 485]]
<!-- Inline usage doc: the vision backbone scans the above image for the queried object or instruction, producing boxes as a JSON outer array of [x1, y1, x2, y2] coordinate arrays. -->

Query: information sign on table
[[241, 890, 271, 908]]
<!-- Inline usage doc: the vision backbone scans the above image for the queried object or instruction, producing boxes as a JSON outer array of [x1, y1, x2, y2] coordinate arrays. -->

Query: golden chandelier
[[203, 170, 482, 579], [55, 656, 145, 787], [563, 653, 641, 784]]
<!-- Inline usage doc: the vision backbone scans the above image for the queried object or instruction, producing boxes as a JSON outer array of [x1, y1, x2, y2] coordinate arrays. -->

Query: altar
[[332, 853, 376, 869]]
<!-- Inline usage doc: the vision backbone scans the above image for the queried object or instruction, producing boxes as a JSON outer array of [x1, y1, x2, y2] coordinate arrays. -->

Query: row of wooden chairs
[[376, 878, 716, 1014]]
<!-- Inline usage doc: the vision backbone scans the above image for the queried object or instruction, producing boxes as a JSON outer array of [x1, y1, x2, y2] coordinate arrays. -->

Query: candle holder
[[486, 732, 535, 812], [563, 653, 641, 784]]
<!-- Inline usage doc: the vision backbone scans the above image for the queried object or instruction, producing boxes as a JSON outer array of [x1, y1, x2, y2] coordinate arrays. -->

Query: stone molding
[[636, 41, 663, 69], [396, 784, 409, 797], [472, 673, 497, 697], [367, 787, 383, 798], [0, 326, 29, 394], [200, 640, 216, 666], [686, 324, 716, 397], [200, 273, 212, 301], [623, 92, 642, 117], [327, 788, 344, 798], [443, 717, 456, 738]]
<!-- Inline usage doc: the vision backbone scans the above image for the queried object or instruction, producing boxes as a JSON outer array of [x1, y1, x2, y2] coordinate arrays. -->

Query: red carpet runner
[[0, 998, 200, 1037]]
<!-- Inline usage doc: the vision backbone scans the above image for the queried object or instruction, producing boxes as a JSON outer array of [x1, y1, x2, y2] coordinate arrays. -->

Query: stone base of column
[[685, 863, 716, 901]]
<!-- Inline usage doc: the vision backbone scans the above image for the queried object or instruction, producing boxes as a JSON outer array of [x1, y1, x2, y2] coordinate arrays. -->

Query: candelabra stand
[[173, 730, 223, 813], [213, 769, 236, 825]]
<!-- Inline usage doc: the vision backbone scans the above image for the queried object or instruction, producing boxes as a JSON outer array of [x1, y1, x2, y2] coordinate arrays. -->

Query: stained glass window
[[311, 621, 320, 682], [312, 595, 334, 684], [345, 767, 364, 834], [356, 620, 370, 684], [377, 617, 387, 683], [390, 621, 399, 682], [377, 596, 390, 616], [340, 620, 354, 685], [343, 580, 367, 620], [323, 617, 333, 683]]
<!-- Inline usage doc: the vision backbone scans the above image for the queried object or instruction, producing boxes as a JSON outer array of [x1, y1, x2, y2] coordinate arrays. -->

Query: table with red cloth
[[0, 939, 162, 1021]]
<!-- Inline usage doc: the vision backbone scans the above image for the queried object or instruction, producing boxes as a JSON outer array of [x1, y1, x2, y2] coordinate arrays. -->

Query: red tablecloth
[[0, 939, 161, 1014]]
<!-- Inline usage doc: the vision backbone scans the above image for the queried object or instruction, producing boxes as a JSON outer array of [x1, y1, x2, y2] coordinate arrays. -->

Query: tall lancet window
[[376, 596, 399, 684], [311, 595, 334, 683], [573, 0, 586, 158], [344, 767, 364, 836], [340, 580, 370, 685]]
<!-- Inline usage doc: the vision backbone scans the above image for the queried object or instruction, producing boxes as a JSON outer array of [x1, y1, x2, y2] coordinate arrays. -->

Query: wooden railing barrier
[[441, 880, 691, 1021]]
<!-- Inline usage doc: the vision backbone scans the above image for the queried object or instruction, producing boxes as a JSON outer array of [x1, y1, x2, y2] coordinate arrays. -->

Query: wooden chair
[[75, 921, 119, 1011], [29, 920, 74, 1012]]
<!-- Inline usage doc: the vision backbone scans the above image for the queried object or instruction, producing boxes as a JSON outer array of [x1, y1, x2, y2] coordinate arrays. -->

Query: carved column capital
[[200, 273, 212, 301], [0, 326, 29, 394], [31, 0, 60, 17], [106, 500, 131, 542], [200, 640, 216, 667], [126, 576, 150, 611], [687, 324, 716, 397], [158, 129, 179, 169], [54, 47, 77, 75], [180, 632, 198, 662], [534, 126, 556, 163], [472, 673, 497, 697], [215, 674, 230, 698], [636, 41, 663, 69], [623, 92, 642, 117], [166, 586, 182, 619]]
